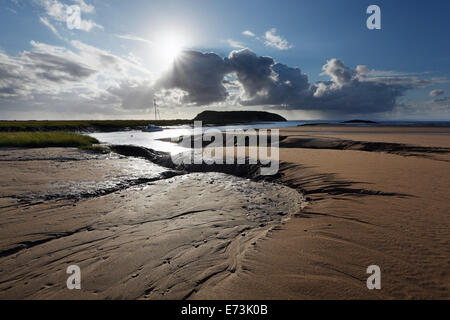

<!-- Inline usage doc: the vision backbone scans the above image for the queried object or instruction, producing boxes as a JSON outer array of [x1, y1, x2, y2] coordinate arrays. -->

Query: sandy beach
[[0, 126, 449, 299], [0, 147, 302, 299], [194, 126, 450, 299]]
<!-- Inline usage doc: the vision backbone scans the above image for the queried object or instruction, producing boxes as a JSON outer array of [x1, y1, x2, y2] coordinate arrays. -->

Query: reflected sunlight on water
[[89, 128, 192, 154], [87, 122, 305, 155], [88, 120, 450, 156]]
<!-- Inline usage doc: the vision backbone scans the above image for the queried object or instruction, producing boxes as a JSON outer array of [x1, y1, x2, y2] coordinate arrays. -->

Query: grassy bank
[[0, 120, 193, 132], [0, 132, 101, 149], [0, 118, 268, 132]]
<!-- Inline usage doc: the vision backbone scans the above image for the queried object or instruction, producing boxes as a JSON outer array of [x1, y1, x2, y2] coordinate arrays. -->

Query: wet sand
[[0, 148, 302, 299], [1, 126, 449, 299], [193, 126, 450, 299]]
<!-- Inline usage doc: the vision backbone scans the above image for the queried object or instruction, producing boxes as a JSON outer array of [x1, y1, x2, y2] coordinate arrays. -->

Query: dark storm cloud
[[229, 54, 435, 114], [227, 49, 311, 106], [308, 58, 411, 113], [157, 48, 429, 114], [227, 49, 275, 97], [311, 78, 407, 113], [157, 49, 310, 107], [156, 50, 233, 105]]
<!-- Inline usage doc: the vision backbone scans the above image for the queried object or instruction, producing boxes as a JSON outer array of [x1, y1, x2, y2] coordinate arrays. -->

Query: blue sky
[[1, 0, 449, 120]]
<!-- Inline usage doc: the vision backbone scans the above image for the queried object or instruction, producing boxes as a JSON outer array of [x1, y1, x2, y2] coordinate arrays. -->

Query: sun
[[150, 29, 192, 70], [159, 32, 186, 63]]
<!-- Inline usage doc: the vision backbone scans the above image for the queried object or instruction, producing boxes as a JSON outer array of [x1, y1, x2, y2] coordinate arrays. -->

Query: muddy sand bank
[[0, 148, 302, 299]]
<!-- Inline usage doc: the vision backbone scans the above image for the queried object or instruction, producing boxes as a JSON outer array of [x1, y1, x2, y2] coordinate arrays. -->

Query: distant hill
[[193, 111, 287, 123], [343, 119, 377, 124]]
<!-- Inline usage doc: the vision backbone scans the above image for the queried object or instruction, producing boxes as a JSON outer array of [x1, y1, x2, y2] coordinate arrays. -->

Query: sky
[[1, 0, 449, 120]]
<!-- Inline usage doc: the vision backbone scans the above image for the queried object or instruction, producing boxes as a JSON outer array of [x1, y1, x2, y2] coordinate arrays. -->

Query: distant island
[[343, 119, 377, 124], [194, 111, 287, 123]]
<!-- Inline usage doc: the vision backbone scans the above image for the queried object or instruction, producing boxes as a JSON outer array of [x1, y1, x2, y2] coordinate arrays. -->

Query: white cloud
[[12, 0, 22, 6], [72, 0, 94, 13], [115, 34, 153, 45], [225, 39, 245, 49], [0, 43, 97, 100], [242, 30, 255, 37], [107, 80, 155, 110], [76, 19, 103, 32], [264, 28, 292, 50], [0, 39, 155, 117], [39, 16, 62, 39], [430, 89, 445, 97], [126, 52, 143, 66], [393, 97, 450, 119], [38, 0, 68, 21], [36, 0, 103, 32]]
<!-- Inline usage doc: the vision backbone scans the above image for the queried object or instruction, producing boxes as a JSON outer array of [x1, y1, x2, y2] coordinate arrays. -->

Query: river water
[[88, 121, 305, 154], [88, 120, 450, 155]]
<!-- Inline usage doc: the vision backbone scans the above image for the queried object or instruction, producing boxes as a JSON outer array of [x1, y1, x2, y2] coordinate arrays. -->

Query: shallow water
[[0, 149, 168, 205], [88, 122, 307, 154], [89, 128, 191, 154], [88, 121, 450, 156]]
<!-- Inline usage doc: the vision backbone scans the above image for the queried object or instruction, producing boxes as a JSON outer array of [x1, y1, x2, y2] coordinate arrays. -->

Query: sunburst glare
[[157, 30, 189, 64]]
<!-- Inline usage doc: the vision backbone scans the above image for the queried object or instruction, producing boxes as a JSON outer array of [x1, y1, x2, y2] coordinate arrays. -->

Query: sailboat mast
[[154, 99, 157, 120]]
